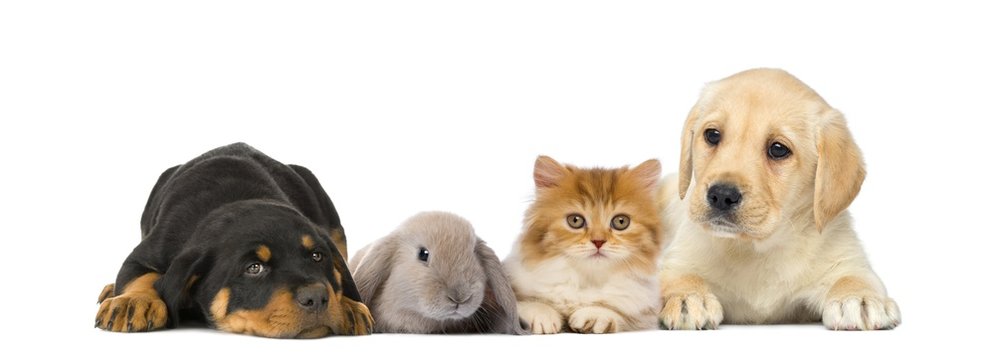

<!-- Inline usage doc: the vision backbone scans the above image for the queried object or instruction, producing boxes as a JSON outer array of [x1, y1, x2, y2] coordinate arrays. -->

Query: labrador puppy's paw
[[568, 306, 623, 334], [518, 301, 563, 334], [823, 295, 900, 330], [95, 292, 167, 332], [660, 291, 723, 330]]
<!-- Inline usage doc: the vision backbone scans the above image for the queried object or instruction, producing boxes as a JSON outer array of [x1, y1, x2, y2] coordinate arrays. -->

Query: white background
[[1, 0, 991, 358]]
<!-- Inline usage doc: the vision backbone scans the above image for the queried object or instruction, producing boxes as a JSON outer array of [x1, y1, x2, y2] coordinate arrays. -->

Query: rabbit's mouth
[[430, 299, 479, 320]]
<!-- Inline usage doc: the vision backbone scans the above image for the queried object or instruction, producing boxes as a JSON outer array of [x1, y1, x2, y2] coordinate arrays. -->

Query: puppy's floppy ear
[[329, 243, 364, 304], [154, 250, 213, 328], [533, 155, 567, 189], [351, 237, 398, 306], [678, 103, 700, 200], [474, 238, 526, 335], [814, 110, 866, 231]]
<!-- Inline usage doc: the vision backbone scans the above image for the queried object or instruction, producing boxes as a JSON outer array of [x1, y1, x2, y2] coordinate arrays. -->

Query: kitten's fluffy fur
[[504, 156, 664, 334]]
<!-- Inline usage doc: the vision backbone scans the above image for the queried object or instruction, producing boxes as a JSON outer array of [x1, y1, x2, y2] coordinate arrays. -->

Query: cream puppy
[[658, 68, 900, 330]]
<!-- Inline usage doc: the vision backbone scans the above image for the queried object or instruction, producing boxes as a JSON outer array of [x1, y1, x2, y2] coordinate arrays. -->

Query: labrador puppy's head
[[678, 68, 865, 242]]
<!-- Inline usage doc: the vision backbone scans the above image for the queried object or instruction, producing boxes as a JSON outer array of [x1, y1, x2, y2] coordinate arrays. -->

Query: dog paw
[[95, 292, 167, 332], [518, 301, 563, 334], [823, 295, 900, 330], [568, 306, 623, 334], [660, 291, 723, 330], [339, 299, 374, 335], [97, 283, 115, 303]]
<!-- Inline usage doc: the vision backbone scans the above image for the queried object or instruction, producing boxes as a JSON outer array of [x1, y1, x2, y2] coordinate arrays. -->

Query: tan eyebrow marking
[[256, 245, 271, 262], [302, 235, 315, 250]]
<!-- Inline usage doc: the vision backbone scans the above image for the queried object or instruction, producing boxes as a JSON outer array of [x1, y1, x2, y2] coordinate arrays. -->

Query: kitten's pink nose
[[591, 240, 606, 249]]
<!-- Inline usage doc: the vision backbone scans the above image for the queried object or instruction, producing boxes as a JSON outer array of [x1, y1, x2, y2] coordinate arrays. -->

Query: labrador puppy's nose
[[295, 284, 329, 311], [707, 184, 742, 212]]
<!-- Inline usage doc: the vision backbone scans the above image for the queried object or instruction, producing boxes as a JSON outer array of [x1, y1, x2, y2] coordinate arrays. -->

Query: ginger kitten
[[504, 155, 664, 334]]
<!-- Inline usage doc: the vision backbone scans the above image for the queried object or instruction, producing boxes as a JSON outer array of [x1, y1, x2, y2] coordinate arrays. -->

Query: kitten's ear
[[631, 159, 662, 192], [534, 155, 567, 188]]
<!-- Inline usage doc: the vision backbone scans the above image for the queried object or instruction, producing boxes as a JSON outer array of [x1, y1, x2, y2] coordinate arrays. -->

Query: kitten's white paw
[[659, 292, 723, 330], [518, 301, 563, 335], [823, 295, 900, 330], [569, 306, 624, 334]]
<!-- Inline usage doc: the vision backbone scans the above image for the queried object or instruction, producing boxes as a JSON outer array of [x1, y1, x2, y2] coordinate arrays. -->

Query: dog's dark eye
[[311, 252, 323, 262], [245, 263, 264, 276], [611, 215, 630, 231], [566, 214, 586, 229], [418, 247, 430, 262], [768, 142, 791, 160], [704, 129, 721, 145]]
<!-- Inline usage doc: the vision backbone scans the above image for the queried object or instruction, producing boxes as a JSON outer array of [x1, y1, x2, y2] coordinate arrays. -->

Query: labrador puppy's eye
[[311, 252, 323, 262], [611, 215, 630, 230], [768, 142, 791, 160], [704, 129, 721, 145], [418, 247, 430, 262], [245, 263, 264, 276], [566, 214, 586, 229]]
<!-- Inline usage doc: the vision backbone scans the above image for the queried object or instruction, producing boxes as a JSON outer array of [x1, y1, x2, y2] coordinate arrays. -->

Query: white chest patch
[[505, 253, 660, 320]]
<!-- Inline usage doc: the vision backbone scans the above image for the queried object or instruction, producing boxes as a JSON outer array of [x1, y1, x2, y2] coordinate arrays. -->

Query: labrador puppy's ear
[[814, 110, 866, 231], [678, 103, 701, 199], [154, 250, 212, 328], [474, 237, 526, 335]]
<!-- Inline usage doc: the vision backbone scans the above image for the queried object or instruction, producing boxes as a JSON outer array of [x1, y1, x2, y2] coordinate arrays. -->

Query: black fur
[[110, 143, 362, 330]]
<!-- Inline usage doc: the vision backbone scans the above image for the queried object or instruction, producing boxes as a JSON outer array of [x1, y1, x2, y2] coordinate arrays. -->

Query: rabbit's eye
[[418, 247, 430, 262]]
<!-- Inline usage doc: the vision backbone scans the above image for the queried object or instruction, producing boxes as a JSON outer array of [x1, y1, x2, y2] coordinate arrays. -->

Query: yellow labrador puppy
[[658, 68, 900, 330]]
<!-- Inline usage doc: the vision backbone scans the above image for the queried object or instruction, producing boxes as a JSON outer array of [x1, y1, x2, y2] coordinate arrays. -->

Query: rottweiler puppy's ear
[[330, 245, 363, 304], [154, 250, 212, 328]]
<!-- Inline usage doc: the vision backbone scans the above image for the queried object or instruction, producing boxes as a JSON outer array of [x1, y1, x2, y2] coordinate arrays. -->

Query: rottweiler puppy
[[95, 143, 372, 338]]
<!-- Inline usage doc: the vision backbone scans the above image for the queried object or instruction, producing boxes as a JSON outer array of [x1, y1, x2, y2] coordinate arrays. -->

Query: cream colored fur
[[658, 68, 900, 330]]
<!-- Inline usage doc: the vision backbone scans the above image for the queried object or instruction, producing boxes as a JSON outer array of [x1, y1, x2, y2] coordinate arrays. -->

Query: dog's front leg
[[821, 275, 901, 330], [659, 274, 723, 330]]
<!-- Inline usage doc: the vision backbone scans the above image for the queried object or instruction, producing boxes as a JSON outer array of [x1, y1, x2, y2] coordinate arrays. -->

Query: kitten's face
[[520, 156, 663, 273]]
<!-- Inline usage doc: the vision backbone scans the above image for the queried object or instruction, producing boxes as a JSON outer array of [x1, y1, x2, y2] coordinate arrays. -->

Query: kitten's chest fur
[[508, 254, 660, 317]]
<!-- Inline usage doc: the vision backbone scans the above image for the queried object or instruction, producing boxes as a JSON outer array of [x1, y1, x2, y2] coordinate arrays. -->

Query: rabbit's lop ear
[[475, 238, 526, 335], [351, 237, 398, 305]]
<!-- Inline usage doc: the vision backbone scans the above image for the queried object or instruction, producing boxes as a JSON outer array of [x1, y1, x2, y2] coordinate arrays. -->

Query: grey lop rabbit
[[349, 211, 524, 334]]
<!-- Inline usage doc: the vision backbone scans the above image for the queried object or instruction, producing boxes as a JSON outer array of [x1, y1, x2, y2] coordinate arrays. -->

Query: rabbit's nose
[[447, 291, 471, 305]]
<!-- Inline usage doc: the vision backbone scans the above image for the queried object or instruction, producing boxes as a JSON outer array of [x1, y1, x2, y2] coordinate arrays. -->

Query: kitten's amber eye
[[611, 215, 630, 230], [566, 214, 586, 229]]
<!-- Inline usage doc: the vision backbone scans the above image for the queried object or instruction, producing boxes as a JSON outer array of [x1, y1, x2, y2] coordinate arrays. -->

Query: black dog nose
[[707, 184, 742, 211], [295, 284, 329, 311]]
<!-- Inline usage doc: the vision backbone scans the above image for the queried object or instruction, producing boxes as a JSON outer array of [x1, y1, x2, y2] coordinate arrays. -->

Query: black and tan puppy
[[95, 143, 372, 338]]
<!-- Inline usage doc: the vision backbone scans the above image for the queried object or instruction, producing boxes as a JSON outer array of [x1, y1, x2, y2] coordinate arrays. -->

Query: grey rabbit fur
[[349, 211, 524, 334]]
